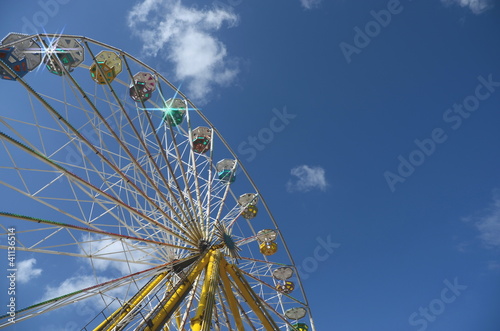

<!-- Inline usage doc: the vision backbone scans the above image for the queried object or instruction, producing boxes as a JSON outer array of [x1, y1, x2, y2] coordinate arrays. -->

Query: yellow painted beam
[[224, 261, 279, 331], [143, 251, 213, 331], [191, 251, 221, 331], [219, 260, 244, 331], [93, 272, 168, 331]]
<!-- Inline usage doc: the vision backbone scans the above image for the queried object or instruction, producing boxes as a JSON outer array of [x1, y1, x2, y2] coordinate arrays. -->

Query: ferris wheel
[[0, 33, 315, 331]]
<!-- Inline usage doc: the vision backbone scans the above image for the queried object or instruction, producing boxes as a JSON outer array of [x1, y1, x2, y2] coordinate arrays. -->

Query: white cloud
[[127, 0, 239, 101], [440, 0, 493, 14], [17, 258, 42, 284], [35, 235, 159, 323], [473, 193, 500, 248], [40, 273, 139, 309], [40, 273, 127, 311], [42, 274, 110, 301], [300, 0, 322, 10], [287, 165, 328, 193], [78, 234, 154, 275]]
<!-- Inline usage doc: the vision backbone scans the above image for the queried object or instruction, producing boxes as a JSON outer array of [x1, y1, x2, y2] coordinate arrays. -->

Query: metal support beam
[[218, 260, 244, 331], [224, 260, 279, 331], [139, 251, 213, 331], [191, 250, 221, 331], [93, 272, 168, 331]]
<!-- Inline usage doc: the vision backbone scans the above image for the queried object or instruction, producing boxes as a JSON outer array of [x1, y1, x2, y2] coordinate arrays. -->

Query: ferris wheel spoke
[[0, 80, 193, 246], [52, 65, 201, 245], [0, 132, 193, 246], [153, 82, 199, 225], [214, 181, 232, 227], [147, 126, 196, 231], [0, 116, 49, 157], [237, 257, 292, 269], [0, 172, 179, 253], [219, 199, 247, 233], [0, 119, 152, 238], [120, 56, 197, 231], [165, 120, 205, 241], [44, 91, 177, 242], [0, 218, 168, 265], [0, 263, 168, 328], [1, 170, 166, 251], [238, 268, 307, 308], [202, 139, 216, 239], [130, 79, 206, 242], [0, 244, 160, 266], [184, 109, 208, 235], [82, 44, 200, 241], [0, 212, 192, 251]]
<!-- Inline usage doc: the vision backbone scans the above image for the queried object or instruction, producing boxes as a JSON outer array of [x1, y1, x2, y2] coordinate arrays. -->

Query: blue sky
[[1, 0, 500, 330]]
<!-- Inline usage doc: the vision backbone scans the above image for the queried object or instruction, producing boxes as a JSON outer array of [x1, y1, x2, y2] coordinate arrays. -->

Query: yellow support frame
[[218, 260, 244, 331], [191, 251, 221, 331], [93, 272, 168, 331], [142, 251, 213, 331], [224, 260, 280, 331], [93, 249, 281, 331]]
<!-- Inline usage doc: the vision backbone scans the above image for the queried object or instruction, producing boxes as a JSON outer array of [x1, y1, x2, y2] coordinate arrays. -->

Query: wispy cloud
[[300, 0, 322, 10], [464, 191, 500, 248], [474, 193, 500, 248], [17, 258, 42, 284], [42, 275, 110, 301], [78, 234, 155, 275], [38, 235, 158, 319], [127, 0, 239, 101], [287, 165, 328, 192], [40, 273, 137, 311], [440, 0, 494, 14]]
